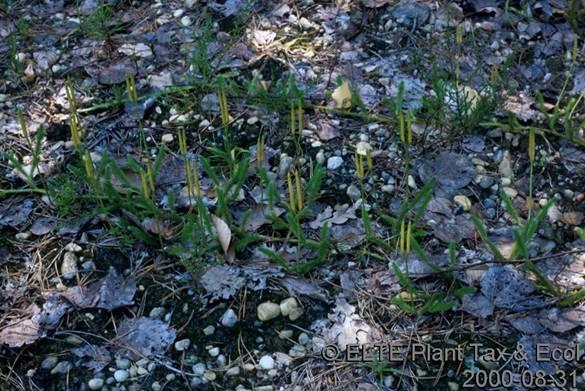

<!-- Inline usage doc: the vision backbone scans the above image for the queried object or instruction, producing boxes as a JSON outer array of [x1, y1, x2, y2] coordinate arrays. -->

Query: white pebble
[[181, 16, 192, 26], [116, 358, 131, 369], [113, 369, 129, 383], [220, 308, 238, 327], [327, 156, 343, 170], [192, 363, 206, 375], [259, 355, 275, 370], [175, 338, 191, 351], [88, 378, 104, 390], [203, 325, 215, 335], [257, 302, 281, 321]]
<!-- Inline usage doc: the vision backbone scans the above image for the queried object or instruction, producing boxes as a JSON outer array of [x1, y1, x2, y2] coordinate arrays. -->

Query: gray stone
[[259, 355, 275, 370], [113, 369, 129, 383], [50, 361, 72, 375], [273, 353, 290, 367], [116, 358, 131, 369], [257, 302, 281, 321], [327, 156, 343, 170], [346, 185, 361, 201], [149, 307, 165, 319], [174, 338, 191, 352], [220, 308, 238, 327], [61, 252, 78, 279], [289, 344, 306, 357], [203, 325, 215, 335], [33, 50, 59, 71], [279, 155, 294, 178], [88, 378, 104, 390], [498, 150, 514, 178], [478, 175, 494, 189], [180, 16, 193, 27], [193, 363, 206, 375], [40, 356, 58, 370]]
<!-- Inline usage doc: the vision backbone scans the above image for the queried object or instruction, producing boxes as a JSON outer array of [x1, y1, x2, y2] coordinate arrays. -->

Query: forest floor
[[1, 0, 585, 390]]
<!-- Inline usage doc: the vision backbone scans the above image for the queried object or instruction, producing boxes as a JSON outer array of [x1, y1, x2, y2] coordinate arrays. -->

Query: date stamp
[[463, 368, 578, 388], [320, 341, 583, 388]]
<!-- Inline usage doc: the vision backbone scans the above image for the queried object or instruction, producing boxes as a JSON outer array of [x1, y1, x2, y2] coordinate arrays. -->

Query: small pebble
[[259, 355, 275, 370], [220, 308, 238, 327], [50, 361, 72, 375], [41, 356, 58, 370], [407, 175, 417, 189], [289, 344, 306, 358], [193, 363, 206, 375], [327, 156, 343, 170], [257, 302, 281, 321], [278, 329, 294, 339], [61, 252, 78, 279], [203, 325, 215, 335], [478, 175, 494, 189], [175, 338, 191, 352], [381, 184, 395, 193], [116, 358, 131, 369], [88, 378, 104, 390], [279, 297, 299, 317], [346, 185, 361, 201], [64, 242, 82, 252], [149, 307, 165, 319], [114, 369, 129, 383], [454, 195, 471, 211], [180, 16, 192, 26], [204, 370, 216, 381]]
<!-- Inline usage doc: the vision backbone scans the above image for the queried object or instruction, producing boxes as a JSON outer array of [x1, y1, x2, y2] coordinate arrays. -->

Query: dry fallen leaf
[[62, 267, 136, 311], [142, 218, 176, 240], [332, 81, 352, 109], [561, 212, 584, 226], [212, 214, 231, 254], [0, 304, 44, 347], [116, 317, 176, 360]]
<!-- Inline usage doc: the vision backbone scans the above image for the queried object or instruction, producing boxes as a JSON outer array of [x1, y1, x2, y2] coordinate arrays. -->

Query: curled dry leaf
[[211, 214, 231, 254]]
